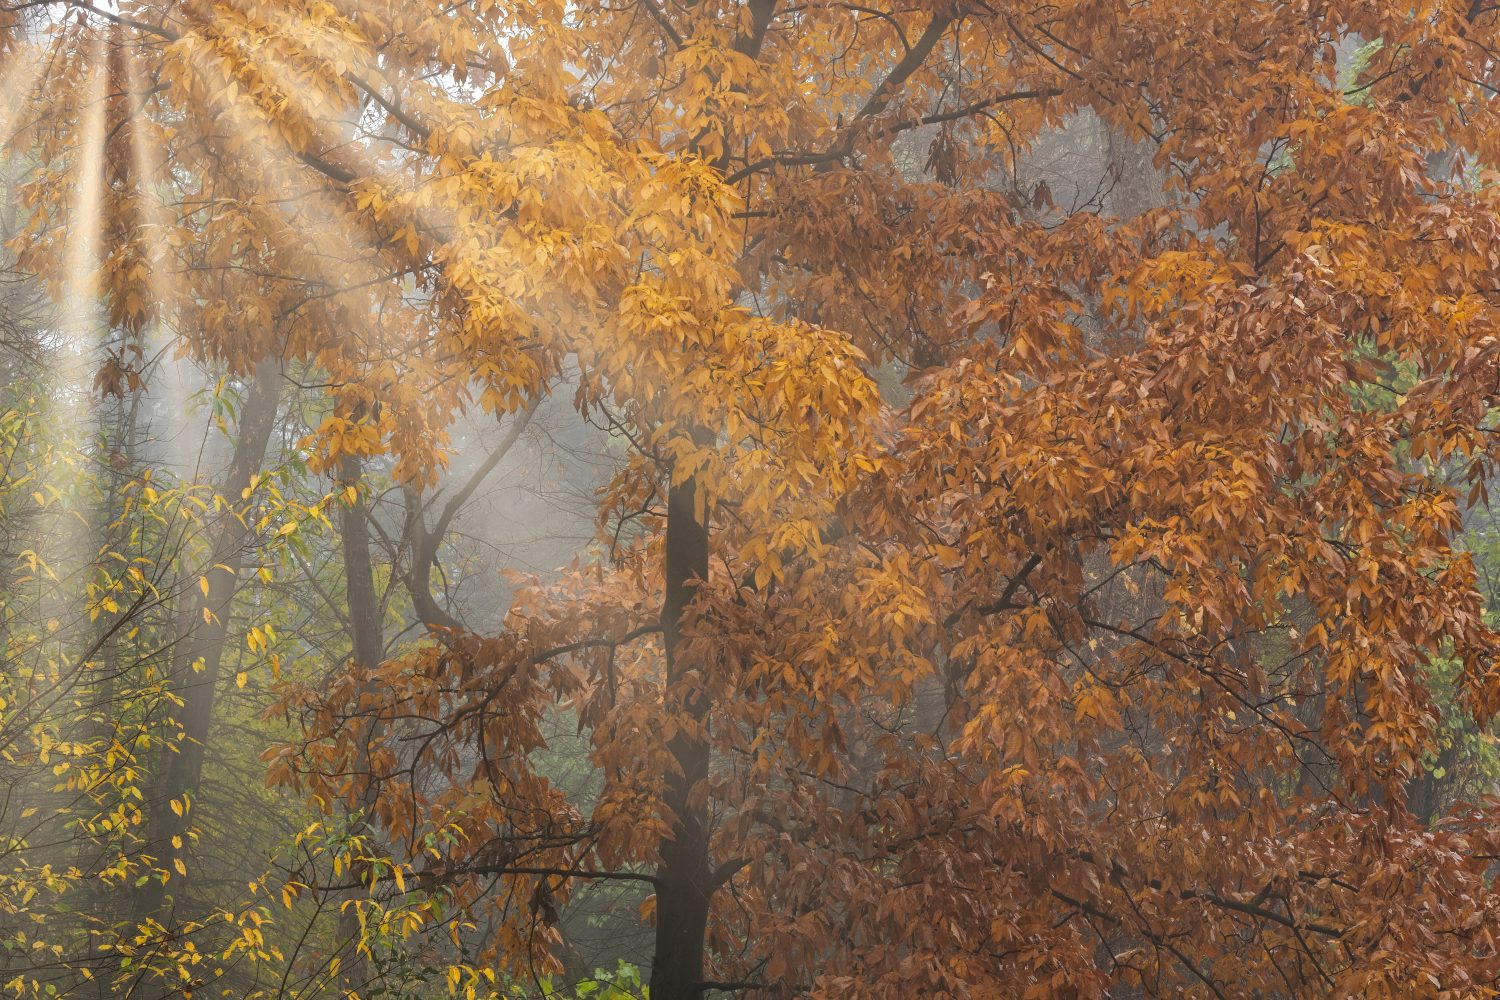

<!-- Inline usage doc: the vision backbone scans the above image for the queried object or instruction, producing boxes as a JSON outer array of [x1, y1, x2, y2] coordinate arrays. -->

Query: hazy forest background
[[7, 1, 1500, 998]]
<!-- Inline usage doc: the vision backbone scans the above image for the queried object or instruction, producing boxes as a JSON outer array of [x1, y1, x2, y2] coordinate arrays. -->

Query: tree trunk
[[649, 474, 713, 1000], [335, 452, 386, 991], [339, 453, 385, 672], [1405, 737, 1457, 824], [132, 359, 280, 923], [646, 5, 780, 990]]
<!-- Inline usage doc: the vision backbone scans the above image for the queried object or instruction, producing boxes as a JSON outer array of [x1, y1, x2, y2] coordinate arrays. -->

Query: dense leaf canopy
[[9, 0, 1500, 997]]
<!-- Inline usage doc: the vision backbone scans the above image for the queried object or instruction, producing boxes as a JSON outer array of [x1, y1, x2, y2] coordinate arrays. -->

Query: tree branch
[[526, 622, 664, 666], [431, 401, 538, 546], [944, 552, 1042, 628], [637, 0, 685, 49], [853, 13, 952, 122], [723, 87, 1057, 186], [403, 402, 538, 632], [346, 71, 432, 142], [324, 863, 659, 892]]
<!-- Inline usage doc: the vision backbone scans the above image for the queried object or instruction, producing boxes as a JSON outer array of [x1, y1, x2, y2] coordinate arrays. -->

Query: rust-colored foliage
[[13, 0, 1500, 995]]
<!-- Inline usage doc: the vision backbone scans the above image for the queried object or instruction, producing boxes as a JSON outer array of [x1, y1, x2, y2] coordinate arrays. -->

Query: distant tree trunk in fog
[[335, 451, 386, 993], [131, 359, 280, 927]]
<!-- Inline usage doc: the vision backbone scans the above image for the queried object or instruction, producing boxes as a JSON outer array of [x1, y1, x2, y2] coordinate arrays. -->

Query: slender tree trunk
[[649, 474, 713, 1000], [1405, 739, 1456, 824], [647, 3, 777, 987], [339, 453, 385, 673], [132, 359, 280, 923], [334, 453, 386, 990]]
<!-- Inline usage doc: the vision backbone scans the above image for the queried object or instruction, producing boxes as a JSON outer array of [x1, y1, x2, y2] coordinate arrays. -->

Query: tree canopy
[[7, 0, 1500, 997]]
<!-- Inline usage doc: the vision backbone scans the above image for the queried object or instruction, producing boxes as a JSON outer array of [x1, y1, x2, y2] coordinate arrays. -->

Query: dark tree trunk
[[339, 453, 385, 671], [1406, 739, 1458, 824], [649, 473, 713, 1000], [646, 5, 777, 991]]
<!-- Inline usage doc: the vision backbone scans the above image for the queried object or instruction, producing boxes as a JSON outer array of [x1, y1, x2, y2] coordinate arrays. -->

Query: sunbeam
[[123, 46, 203, 479], [32, 31, 110, 636]]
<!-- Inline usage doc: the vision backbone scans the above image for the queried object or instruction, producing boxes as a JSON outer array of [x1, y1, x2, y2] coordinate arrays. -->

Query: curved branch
[[403, 402, 539, 631]]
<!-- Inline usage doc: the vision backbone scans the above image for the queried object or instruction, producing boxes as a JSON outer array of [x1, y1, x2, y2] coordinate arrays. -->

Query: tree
[[12, 0, 1500, 996], [130, 359, 281, 927]]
